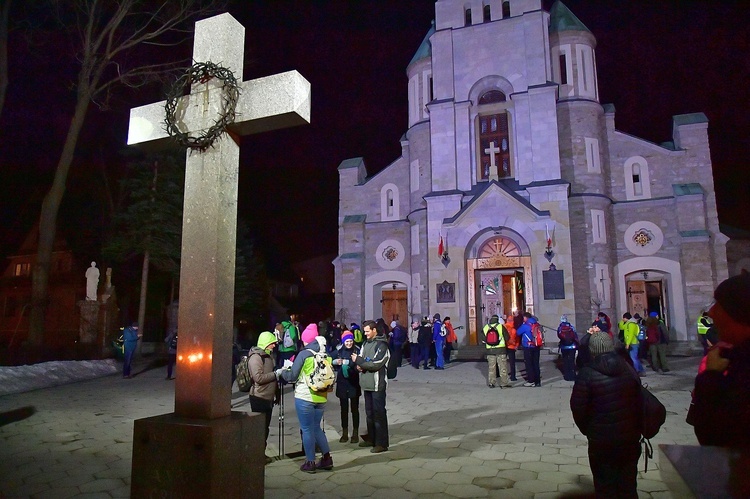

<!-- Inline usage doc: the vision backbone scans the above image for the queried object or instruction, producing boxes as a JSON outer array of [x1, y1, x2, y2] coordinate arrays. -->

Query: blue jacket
[[123, 326, 139, 351], [518, 317, 538, 348], [432, 320, 445, 343]]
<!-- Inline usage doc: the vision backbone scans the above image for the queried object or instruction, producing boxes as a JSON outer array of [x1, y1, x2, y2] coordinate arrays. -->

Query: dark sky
[[1, 0, 748, 273]]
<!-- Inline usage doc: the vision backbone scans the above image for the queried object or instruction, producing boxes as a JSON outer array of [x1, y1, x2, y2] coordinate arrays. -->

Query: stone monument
[[127, 13, 310, 497]]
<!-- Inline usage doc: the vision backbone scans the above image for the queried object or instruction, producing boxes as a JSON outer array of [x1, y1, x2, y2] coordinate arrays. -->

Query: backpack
[[236, 354, 254, 392], [439, 322, 448, 337], [169, 334, 178, 350], [282, 325, 295, 349], [637, 324, 646, 342], [639, 384, 667, 472], [531, 322, 545, 348], [304, 349, 335, 392], [646, 324, 660, 344], [486, 325, 501, 346], [558, 324, 576, 345]]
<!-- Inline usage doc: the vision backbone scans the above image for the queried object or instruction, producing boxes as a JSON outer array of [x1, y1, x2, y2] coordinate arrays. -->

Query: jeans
[[410, 342, 421, 368], [363, 390, 389, 448], [419, 344, 430, 368], [524, 347, 541, 385], [123, 347, 136, 377], [507, 349, 517, 379], [434, 339, 445, 368], [166, 353, 176, 378], [339, 396, 360, 433], [629, 344, 644, 372], [294, 398, 330, 461]]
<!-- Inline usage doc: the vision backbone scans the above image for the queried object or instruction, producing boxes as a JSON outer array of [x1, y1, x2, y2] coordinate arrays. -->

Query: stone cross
[[127, 13, 310, 420], [484, 141, 500, 181]]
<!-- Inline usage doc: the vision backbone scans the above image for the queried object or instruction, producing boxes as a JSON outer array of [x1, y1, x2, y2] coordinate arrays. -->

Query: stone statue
[[85, 261, 100, 301]]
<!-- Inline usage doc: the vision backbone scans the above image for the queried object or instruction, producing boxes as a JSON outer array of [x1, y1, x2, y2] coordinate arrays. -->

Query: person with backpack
[[416, 318, 433, 370], [164, 328, 178, 380], [122, 322, 142, 379], [247, 331, 280, 460], [617, 313, 629, 344], [645, 312, 670, 373], [557, 315, 578, 382], [592, 312, 612, 335], [518, 312, 542, 387], [504, 315, 520, 381], [432, 314, 446, 370], [352, 320, 391, 453], [333, 331, 361, 444], [624, 313, 646, 376], [482, 314, 511, 388], [276, 323, 334, 473], [409, 319, 421, 368], [387, 320, 407, 378], [277, 317, 299, 369], [570, 332, 642, 497], [350, 323, 364, 347]]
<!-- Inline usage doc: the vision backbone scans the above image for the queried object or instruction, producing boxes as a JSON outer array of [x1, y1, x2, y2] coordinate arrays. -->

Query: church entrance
[[467, 239, 532, 345], [625, 271, 670, 328], [381, 287, 407, 325]]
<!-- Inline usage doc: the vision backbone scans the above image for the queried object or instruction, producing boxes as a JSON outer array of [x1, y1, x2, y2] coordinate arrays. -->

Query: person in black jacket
[[570, 332, 642, 498], [333, 331, 361, 443]]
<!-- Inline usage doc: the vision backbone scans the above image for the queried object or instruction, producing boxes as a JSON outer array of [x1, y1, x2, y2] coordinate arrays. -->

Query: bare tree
[[28, 0, 221, 344], [0, 0, 11, 118]]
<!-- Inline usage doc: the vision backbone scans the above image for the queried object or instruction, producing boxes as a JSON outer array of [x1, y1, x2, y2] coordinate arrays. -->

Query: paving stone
[[537, 470, 580, 484], [519, 461, 558, 473], [432, 471, 475, 485], [364, 474, 408, 488], [460, 464, 501, 478], [78, 478, 126, 493], [497, 469, 537, 481], [403, 478, 447, 494], [471, 476, 514, 489], [512, 478, 559, 493], [504, 451, 540, 463], [329, 483, 377, 497], [394, 467, 435, 480], [444, 483, 490, 497], [423, 460, 461, 472]]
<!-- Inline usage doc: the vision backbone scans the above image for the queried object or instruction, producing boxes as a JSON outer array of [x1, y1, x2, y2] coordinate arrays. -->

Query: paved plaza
[[0, 350, 701, 498]]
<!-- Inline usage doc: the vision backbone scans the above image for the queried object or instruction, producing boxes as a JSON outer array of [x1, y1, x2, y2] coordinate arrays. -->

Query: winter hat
[[433, 313, 441, 321], [341, 331, 354, 343], [649, 311, 658, 317], [714, 271, 750, 326], [257, 331, 277, 351], [301, 323, 318, 344], [560, 315, 568, 323], [490, 314, 499, 324], [589, 332, 615, 357], [390, 321, 398, 329], [633, 313, 642, 320]]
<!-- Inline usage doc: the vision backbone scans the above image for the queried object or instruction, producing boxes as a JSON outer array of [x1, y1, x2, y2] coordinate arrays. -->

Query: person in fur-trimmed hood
[[351, 320, 391, 453]]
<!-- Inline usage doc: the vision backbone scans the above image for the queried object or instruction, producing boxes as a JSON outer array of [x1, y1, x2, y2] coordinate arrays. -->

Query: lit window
[[14, 263, 30, 276]]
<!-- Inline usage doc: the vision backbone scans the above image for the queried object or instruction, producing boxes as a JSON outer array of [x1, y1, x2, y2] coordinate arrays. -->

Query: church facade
[[334, 0, 727, 349]]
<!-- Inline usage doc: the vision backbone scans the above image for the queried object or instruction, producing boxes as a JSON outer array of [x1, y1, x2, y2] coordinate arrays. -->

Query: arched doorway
[[466, 235, 532, 344]]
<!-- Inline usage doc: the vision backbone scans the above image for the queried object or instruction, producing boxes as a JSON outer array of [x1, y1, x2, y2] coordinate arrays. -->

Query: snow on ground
[[0, 359, 119, 396]]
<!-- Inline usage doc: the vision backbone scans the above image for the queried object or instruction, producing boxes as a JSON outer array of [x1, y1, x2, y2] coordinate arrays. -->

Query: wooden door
[[381, 290, 407, 324]]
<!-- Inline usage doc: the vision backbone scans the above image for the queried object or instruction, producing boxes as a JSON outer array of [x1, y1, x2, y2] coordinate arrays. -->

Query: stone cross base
[[77, 300, 100, 344], [131, 412, 265, 497]]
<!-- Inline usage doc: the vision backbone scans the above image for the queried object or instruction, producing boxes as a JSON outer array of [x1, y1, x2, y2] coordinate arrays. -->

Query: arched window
[[624, 156, 651, 200], [483, 5, 491, 22], [465, 7, 472, 26], [502, 1, 510, 18], [478, 237, 521, 259], [632, 163, 643, 196], [386, 189, 394, 217], [381, 183, 400, 220], [479, 90, 506, 104]]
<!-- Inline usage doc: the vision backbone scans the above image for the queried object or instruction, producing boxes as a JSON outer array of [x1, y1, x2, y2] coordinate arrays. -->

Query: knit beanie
[[589, 332, 614, 357], [714, 271, 750, 326], [433, 313, 441, 321], [490, 314, 499, 324], [341, 331, 354, 343], [390, 321, 398, 329], [301, 323, 318, 344], [560, 315, 568, 323]]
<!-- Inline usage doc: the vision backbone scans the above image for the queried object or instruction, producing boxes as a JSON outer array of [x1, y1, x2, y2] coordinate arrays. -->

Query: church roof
[[409, 20, 435, 66], [549, 1, 591, 34]]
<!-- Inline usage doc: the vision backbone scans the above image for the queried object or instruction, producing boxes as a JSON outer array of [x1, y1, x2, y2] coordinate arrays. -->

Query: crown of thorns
[[164, 61, 240, 151]]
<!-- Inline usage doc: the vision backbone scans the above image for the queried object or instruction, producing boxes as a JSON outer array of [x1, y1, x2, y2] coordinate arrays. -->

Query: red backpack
[[486, 325, 501, 346], [531, 322, 545, 348], [646, 324, 660, 344]]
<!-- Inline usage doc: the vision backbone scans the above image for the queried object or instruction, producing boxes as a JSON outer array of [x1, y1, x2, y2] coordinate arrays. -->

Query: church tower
[[550, 1, 613, 326]]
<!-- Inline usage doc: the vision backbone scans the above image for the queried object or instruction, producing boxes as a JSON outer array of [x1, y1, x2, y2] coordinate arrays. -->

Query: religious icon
[[437, 280, 455, 303]]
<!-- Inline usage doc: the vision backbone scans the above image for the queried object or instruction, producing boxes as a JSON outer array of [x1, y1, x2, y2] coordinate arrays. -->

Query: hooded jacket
[[278, 320, 299, 353], [518, 317, 539, 348], [247, 346, 277, 401], [570, 351, 642, 445], [623, 318, 640, 347], [354, 335, 390, 392]]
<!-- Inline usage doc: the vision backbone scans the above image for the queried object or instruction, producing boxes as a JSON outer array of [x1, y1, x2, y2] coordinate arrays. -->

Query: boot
[[339, 428, 348, 443], [350, 429, 359, 444], [316, 452, 334, 471], [300, 460, 316, 474]]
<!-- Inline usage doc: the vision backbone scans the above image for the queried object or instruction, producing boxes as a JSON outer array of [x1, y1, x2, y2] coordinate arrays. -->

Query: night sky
[[1, 0, 748, 274]]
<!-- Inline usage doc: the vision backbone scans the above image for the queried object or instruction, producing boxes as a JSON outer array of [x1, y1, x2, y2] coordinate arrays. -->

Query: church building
[[334, 0, 727, 350]]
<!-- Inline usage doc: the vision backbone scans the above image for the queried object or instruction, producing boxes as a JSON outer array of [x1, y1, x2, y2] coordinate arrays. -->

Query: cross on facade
[[484, 141, 501, 180], [127, 13, 310, 420]]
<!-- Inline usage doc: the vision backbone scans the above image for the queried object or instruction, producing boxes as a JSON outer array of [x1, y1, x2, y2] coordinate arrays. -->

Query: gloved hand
[[274, 368, 284, 379]]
